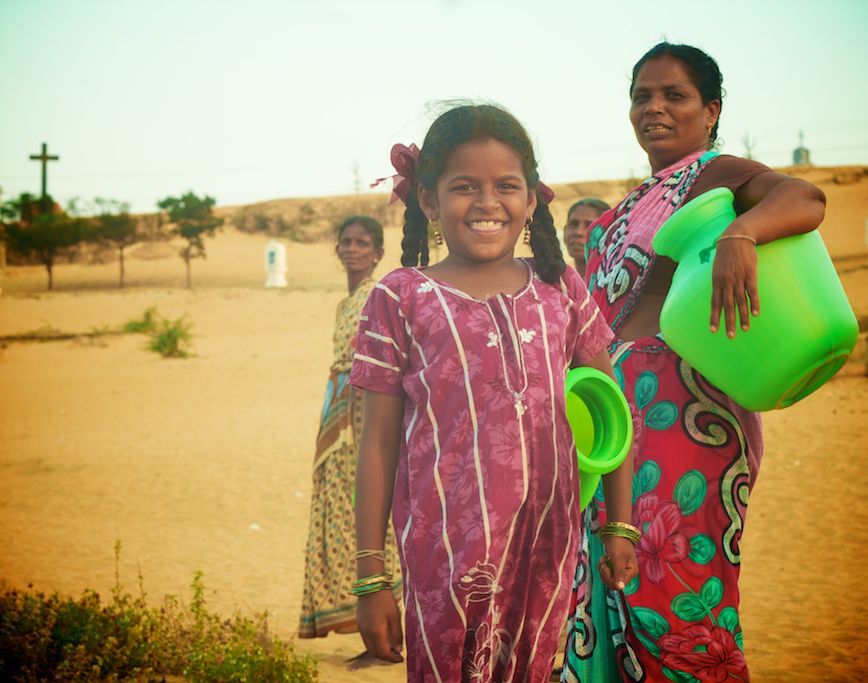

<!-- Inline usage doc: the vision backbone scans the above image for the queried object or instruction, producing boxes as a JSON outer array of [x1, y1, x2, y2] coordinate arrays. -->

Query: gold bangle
[[715, 234, 757, 246], [352, 572, 392, 589], [355, 549, 386, 561], [349, 580, 392, 597], [598, 521, 642, 544]]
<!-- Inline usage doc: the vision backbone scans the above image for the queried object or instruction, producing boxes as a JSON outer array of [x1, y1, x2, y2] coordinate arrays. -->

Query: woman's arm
[[355, 389, 404, 663], [582, 349, 638, 591], [711, 171, 826, 337]]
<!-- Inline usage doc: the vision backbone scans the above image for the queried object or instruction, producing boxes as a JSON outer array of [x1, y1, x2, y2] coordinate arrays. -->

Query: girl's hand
[[710, 231, 759, 338], [598, 535, 638, 591], [357, 590, 404, 663]]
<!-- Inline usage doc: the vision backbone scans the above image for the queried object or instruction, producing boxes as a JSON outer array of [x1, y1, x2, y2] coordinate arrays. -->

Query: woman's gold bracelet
[[598, 521, 642, 545], [355, 548, 386, 562], [350, 571, 393, 597], [715, 234, 757, 246]]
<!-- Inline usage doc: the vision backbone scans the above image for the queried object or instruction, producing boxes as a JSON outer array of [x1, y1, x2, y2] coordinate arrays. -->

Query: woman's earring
[[523, 217, 532, 245], [429, 219, 444, 246]]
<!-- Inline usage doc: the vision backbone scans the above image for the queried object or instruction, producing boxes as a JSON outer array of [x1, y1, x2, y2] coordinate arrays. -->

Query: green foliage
[[1, 193, 85, 290], [0, 544, 318, 682], [148, 314, 194, 358], [122, 306, 159, 334], [157, 192, 223, 288]]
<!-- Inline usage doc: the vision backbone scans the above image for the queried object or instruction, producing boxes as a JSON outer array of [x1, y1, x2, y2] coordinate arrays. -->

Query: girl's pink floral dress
[[350, 261, 613, 682]]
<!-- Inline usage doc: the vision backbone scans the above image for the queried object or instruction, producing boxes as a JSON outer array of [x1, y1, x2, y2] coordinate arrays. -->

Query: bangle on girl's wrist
[[350, 571, 393, 597], [597, 521, 642, 545]]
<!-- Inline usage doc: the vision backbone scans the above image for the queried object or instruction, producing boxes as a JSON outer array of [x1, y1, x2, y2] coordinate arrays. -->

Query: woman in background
[[563, 197, 610, 276], [298, 215, 401, 650]]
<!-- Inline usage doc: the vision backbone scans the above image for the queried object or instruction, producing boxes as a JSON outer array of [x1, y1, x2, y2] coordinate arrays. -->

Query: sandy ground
[[1, 170, 867, 682]]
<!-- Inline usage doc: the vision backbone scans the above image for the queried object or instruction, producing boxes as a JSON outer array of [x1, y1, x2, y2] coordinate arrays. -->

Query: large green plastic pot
[[565, 367, 633, 511], [653, 187, 858, 411]]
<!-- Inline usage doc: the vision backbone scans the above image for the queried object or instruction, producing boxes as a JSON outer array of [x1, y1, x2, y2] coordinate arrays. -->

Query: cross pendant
[[513, 393, 526, 418]]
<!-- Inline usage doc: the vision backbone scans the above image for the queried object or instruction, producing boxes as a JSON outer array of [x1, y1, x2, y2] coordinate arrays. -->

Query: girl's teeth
[[471, 221, 503, 230]]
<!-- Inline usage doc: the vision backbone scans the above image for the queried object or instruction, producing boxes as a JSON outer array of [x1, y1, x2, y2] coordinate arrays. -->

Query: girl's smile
[[419, 138, 536, 268]]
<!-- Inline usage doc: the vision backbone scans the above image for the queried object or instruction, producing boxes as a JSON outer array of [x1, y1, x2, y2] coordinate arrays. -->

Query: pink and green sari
[[562, 151, 763, 682]]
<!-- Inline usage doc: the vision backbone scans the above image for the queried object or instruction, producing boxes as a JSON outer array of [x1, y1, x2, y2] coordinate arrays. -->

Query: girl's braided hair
[[400, 104, 565, 284]]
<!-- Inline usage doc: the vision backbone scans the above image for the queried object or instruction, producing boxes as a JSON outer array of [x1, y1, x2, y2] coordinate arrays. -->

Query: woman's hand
[[357, 590, 404, 663], [598, 535, 638, 591], [708, 169, 826, 338], [710, 229, 759, 338]]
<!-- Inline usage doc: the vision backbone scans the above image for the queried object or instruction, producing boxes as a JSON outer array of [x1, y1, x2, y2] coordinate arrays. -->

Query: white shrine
[[264, 239, 287, 288]]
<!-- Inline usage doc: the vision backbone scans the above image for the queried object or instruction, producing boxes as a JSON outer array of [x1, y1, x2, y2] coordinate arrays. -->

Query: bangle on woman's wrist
[[715, 233, 757, 246], [355, 548, 386, 562], [598, 521, 642, 545]]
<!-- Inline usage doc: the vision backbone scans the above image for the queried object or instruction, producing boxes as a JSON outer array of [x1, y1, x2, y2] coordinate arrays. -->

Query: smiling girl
[[348, 104, 637, 681]]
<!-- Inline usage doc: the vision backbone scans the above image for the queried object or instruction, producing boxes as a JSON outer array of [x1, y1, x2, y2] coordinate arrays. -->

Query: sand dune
[[1, 168, 866, 682]]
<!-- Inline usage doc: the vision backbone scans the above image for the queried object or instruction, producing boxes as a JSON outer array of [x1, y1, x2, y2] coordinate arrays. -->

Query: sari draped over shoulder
[[563, 152, 763, 683], [298, 278, 402, 638]]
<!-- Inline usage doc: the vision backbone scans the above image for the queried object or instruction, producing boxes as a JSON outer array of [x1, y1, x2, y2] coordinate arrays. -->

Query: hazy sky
[[2, 0, 866, 213]]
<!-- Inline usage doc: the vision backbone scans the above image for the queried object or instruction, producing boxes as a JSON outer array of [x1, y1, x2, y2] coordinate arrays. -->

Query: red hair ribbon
[[370, 143, 421, 205], [537, 181, 555, 205]]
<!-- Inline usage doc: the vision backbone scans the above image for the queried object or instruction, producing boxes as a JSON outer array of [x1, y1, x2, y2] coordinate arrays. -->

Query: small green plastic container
[[653, 187, 858, 411], [565, 367, 633, 510]]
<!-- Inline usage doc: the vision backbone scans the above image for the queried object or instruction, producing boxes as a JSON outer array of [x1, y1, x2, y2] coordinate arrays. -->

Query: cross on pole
[[29, 142, 60, 203]]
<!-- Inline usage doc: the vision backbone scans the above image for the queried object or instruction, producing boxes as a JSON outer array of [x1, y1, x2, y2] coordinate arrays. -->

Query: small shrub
[[148, 315, 193, 358], [0, 543, 319, 682], [122, 306, 159, 334]]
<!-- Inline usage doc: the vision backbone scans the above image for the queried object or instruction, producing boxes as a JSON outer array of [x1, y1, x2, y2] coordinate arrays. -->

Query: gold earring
[[429, 219, 443, 246], [523, 217, 532, 245]]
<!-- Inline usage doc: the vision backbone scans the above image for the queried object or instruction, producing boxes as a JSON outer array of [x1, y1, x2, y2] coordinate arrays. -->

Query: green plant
[[122, 306, 159, 334], [147, 314, 193, 358], [0, 542, 319, 682]]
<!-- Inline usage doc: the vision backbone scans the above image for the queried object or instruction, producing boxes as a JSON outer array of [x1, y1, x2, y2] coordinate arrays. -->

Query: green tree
[[157, 191, 223, 289], [91, 198, 139, 288], [1, 192, 83, 291]]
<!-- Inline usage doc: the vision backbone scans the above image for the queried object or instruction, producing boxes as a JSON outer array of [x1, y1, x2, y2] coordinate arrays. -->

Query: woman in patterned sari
[[298, 216, 401, 647], [562, 43, 826, 682]]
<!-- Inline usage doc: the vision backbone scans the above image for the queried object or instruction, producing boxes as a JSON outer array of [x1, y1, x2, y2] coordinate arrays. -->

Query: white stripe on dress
[[579, 306, 601, 337], [410, 332, 468, 630], [510, 290, 564, 672], [432, 285, 492, 559], [375, 282, 401, 302], [353, 353, 400, 373], [365, 330, 409, 358]]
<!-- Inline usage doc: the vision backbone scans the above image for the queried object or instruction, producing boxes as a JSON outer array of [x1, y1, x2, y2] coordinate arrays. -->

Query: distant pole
[[351, 161, 361, 194], [29, 142, 60, 207]]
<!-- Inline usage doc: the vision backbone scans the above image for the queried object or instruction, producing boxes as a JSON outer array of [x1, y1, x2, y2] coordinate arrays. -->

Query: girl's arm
[[583, 348, 638, 591], [711, 171, 826, 337], [355, 389, 404, 663]]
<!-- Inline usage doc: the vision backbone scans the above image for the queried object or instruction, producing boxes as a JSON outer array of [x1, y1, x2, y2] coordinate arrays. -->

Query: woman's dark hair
[[630, 42, 724, 144], [566, 197, 610, 218], [337, 215, 384, 250], [400, 104, 565, 284]]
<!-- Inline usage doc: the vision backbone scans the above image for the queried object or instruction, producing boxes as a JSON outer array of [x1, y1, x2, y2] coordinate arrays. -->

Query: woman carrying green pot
[[562, 43, 826, 682]]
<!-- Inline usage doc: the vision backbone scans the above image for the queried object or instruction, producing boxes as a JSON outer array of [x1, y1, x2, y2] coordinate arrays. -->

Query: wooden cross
[[29, 142, 60, 201]]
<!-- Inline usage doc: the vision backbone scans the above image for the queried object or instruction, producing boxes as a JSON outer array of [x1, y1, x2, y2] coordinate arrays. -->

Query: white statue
[[264, 239, 287, 288]]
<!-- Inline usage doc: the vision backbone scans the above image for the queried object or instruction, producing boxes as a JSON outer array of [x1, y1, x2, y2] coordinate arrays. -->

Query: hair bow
[[536, 181, 555, 205], [370, 143, 421, 205]]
